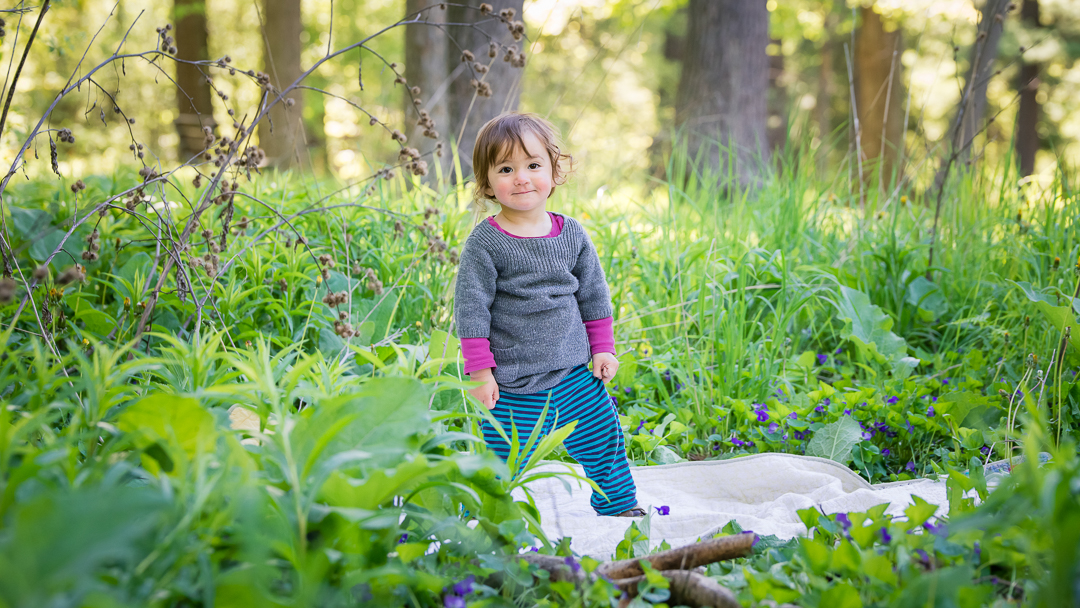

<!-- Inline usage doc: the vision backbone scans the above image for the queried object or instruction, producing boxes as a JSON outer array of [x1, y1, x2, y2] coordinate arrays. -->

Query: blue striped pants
[[479, 364, 639, 515]]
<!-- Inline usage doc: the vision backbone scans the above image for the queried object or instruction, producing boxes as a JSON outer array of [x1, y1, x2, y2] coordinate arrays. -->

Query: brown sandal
[[612, 507, 647, 517]]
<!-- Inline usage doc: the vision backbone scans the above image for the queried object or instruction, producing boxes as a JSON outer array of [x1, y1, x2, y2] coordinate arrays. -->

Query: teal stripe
[[479, 363, 637, 515]]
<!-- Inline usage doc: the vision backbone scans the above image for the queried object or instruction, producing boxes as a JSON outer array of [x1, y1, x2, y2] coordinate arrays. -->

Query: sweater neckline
[[486, 212, 566, 240]]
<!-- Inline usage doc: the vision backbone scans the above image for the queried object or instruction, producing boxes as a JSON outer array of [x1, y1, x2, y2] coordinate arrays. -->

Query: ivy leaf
[[805, 416, 862, 464]]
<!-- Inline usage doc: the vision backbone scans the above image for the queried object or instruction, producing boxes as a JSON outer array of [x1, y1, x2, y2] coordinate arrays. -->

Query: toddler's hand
[[592, 352, 619, 384], [467, 368, 500, 410]]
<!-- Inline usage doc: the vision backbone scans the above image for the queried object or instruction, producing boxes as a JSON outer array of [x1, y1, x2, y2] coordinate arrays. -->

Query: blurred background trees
[[2, 0, 1079, 195]]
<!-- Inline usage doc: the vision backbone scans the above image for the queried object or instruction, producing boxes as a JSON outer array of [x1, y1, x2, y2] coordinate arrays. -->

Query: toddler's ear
[[547, 185, 556, 198]]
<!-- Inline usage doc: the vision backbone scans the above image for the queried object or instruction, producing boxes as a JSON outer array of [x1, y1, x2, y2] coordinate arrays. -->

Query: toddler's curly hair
[[471, 112, 573, 212]]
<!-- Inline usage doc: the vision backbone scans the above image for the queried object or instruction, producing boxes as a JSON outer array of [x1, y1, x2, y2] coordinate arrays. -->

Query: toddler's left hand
[[591, 352, 619, 384]]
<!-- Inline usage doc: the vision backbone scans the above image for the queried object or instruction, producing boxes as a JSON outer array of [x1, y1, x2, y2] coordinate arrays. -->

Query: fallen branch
[[613, 569, 741, 608], [487, 533, 757, 608], [598, 531, 755, 579]]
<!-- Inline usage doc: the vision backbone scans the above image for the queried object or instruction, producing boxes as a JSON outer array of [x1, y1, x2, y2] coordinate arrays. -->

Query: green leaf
[[906, 276, 949, 320], [821, 582, 863, 608], [28, 229, 66, 262], [614, 350, 637, 388], [805, 416, 862, 464], [903, 495, 939, 529], [834, 285, 907, 364], [427, 329, 460, 362], [116, 394, 217, 461], [1015, 282, 1080, 363]]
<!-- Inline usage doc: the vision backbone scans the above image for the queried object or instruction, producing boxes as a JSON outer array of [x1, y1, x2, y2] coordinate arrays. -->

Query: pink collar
[[488, 212, 564, 238]]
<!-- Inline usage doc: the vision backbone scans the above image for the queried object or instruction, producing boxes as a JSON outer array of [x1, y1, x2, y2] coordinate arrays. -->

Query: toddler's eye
[[529, 162, 541, 169], [498, 166, 512, 173]]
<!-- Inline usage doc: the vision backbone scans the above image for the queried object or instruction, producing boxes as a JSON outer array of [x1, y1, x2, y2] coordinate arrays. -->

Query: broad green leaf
[[906, 276, 948, 320], [427, 329, 460, 362], [805, 416, 862, 464], [835, 285, 907, 364], [821, 582, 863, 608], [116, 394, 217, 460]]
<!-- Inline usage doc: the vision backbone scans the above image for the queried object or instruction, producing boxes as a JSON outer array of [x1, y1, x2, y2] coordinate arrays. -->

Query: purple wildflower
[[817, 354, 828, 365], [444, 595, 466, 608], [731, 435, 746, 447], [822, 398, 831, 406], [625, 387, 632, 394], [880, 528, 892, 543], [399, 533, 408, 544], [815, 405, 825, 413], [915, 549, 930, 563], [924, 521, 947, 537], [886, 396, 899, 405], [844, 408, 852, 415], [905, 419, 915, 434], [788, 412, 798, 420], [756, 411, 769, 422], [882, 448, 891, 456], [768, 422, 780, 434], [452, 576, 475, 596], [793, 430, 806, 440], [635, 420, 645, 433], [906, 461, 916, 473], [656, 505, 670, 516], [564, 556, 582, 573], [942, 378, 949, 385], [980, 446, 991, 455], [861, 432, 873, 440], [530, 547, 539, 552], [835, 513, 852, 530], [927, 406, 936, 417]]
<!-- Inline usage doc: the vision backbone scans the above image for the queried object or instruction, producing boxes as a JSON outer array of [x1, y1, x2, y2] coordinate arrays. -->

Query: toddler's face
[[484, 129, 554, 213]]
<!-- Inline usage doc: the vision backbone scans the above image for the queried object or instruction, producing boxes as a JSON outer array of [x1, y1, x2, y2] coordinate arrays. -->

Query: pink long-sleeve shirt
[[460, 212, 616, 376]]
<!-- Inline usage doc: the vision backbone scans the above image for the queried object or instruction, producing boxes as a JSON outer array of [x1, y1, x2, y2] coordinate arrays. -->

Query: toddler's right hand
[[468, 368, 500, 410]]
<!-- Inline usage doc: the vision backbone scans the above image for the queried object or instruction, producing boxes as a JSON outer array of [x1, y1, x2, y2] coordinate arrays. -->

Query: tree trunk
[[1016, 0, 1041, 177], [952, 0, 1011, 164], [854, 6, 905, 189], [816, 13, 836, 174], [445, 0, 525, 180], [257, 0, 305, 169], [766, 37, 788, 156], [405, 0, 451, 180], [173, 0, 216, 161], [674, 0, 770, 187]]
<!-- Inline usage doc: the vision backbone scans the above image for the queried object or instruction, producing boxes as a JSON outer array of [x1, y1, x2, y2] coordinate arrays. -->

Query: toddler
[[453, 112, 643, 517]]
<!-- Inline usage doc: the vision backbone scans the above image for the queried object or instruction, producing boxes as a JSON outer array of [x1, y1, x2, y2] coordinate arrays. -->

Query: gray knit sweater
[[453, 213, 613, 394]]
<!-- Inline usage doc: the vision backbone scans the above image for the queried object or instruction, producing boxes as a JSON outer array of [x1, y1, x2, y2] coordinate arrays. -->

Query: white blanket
[[513, 453, 949, 560]]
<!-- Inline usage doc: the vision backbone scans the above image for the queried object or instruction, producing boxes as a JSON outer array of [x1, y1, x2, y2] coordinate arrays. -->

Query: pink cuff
[[584, 316, 616, 356], [461, 337, 496, 375]]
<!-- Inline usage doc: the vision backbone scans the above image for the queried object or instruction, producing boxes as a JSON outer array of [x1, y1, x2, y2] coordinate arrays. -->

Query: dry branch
[[598, 531, 755, 579], [613, 570, 742, 608], [493, 533, 756, 608]]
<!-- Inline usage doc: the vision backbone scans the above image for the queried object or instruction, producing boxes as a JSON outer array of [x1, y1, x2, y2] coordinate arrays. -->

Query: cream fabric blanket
[[513, 453, 949, 560]]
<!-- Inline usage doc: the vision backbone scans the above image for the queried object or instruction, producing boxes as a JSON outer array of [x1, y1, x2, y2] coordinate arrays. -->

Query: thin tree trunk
[[816, 14, 835, 174], [445, 0, 525, 180], [854, 6, 905, 189], [952, 0, 1010, 165], [257, 0, 305, 169], [674, 0, 770, 187], [766, 37, 788, 156], [174, 0, 216, 162], [405, 0, 450, 181], [1016, 0, 1041, 177]]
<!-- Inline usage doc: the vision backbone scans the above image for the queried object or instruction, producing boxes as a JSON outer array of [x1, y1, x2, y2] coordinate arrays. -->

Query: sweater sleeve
[[569, 220, 614, 322], [453, 236, 498, 340], [584, 316, 616, 356], [460, 337, 497, 374]]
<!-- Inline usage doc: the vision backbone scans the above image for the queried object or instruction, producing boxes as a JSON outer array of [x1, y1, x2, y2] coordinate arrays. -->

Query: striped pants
[[479, 363, 639, 515]]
